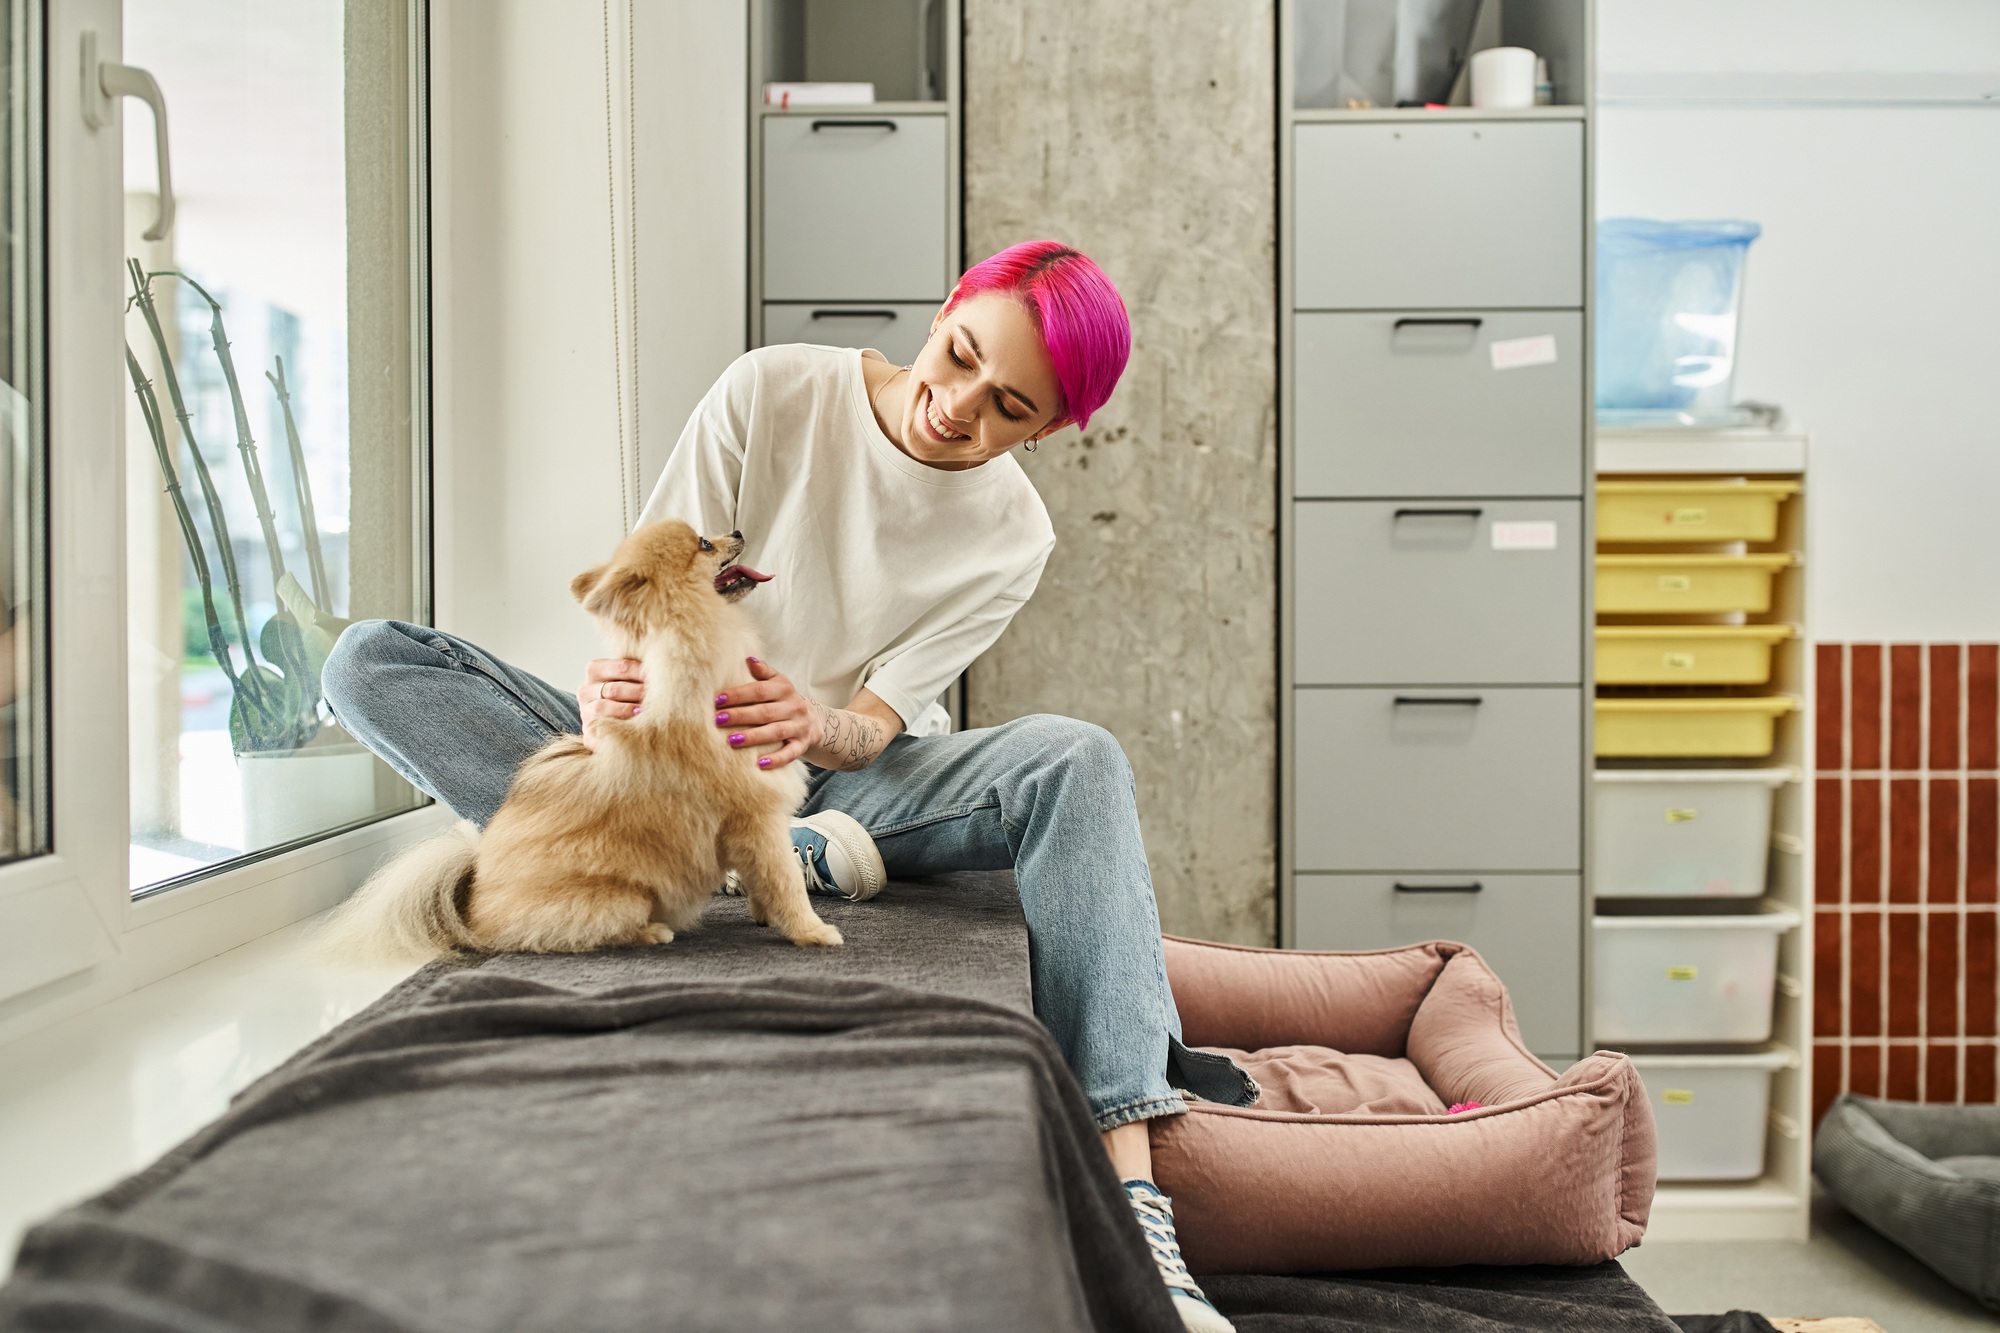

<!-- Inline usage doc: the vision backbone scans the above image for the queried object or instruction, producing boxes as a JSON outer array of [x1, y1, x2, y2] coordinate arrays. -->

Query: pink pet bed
[[1149, 937, 1656, 1274]]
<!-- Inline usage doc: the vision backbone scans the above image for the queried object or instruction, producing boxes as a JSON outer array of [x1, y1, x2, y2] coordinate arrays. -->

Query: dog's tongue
[[715, 564, 773, 588]]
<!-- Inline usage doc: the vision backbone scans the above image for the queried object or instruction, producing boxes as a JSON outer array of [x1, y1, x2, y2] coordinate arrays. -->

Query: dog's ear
[[570, 563, 608, 606], [574, 561, 647, 617]]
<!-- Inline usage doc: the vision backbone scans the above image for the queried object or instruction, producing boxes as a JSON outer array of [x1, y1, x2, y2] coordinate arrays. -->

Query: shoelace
[[1126, 1187, 1206, 1300], [794, 838, 836, 896]]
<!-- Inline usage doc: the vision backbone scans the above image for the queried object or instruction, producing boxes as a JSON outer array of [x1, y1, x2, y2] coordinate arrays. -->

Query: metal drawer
[[763, 114, 949, 302], [1293, 311, 1583, 497], [1293, 121, 1583, 310], [1293, 500, 1582, 685], [1293, 687, 1581, 872], [1292, 873, 1582, 1057], [762, 303, 937, 364]]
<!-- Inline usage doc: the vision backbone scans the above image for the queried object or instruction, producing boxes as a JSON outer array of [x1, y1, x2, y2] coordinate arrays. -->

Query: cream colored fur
[[317, 521, 840, 961]]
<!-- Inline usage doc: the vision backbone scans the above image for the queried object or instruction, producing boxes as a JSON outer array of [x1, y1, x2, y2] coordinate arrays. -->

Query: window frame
[[0, 0, 445, 1034]]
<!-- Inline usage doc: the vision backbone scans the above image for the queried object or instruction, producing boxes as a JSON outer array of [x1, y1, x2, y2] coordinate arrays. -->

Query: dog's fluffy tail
[[313, 822, 480, 964]]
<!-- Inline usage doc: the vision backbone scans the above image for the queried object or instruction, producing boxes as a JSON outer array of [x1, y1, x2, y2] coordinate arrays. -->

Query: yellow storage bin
[[1595, 624, 1797, 686], [1597, 479, 1800, 544], [1594, 696, 1798, 757], [1596, 553, 1794, 615]]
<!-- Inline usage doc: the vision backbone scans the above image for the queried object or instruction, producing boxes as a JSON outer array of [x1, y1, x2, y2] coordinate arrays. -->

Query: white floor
[[1622, 1189, 1996, 1331], [0, 918, 416, 1276]]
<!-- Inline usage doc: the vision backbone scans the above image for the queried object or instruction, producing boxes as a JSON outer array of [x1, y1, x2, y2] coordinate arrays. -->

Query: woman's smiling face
[[894, 292, 1069, 468]]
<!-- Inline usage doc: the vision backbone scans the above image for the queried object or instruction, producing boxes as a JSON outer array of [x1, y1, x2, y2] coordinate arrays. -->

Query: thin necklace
[[869, 365, 910, 436], [872, 364, 912, 420]]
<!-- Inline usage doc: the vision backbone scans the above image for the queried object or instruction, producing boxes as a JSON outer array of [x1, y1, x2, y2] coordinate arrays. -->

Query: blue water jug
[[1596, 218, 1761, 418]]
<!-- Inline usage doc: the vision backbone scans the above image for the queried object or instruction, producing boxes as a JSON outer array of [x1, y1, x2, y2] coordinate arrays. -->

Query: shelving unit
[[748, 0, 961, 366], [1278, 0, 1596, 1068], [1596, 427, 1814, 1242]]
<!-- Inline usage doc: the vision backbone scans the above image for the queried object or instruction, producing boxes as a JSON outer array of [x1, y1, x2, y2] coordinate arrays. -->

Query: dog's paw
[[787, 921, 843, 948], [717, 871, 745, 897], [642, 924, 676, 945]]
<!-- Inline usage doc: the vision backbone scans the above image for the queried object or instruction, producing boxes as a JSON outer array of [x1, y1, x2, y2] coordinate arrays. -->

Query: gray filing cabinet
[[1280, 3, 1595, 1062], [751, 0, 960, 366]]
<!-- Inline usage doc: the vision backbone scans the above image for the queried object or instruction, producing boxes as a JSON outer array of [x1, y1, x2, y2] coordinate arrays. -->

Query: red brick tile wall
[[1814, 642, 2000, 1126]]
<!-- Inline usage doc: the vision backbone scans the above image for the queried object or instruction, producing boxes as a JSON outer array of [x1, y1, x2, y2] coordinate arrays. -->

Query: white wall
[[432, 1, 746, 687], [1597, 0, 2000, 642]]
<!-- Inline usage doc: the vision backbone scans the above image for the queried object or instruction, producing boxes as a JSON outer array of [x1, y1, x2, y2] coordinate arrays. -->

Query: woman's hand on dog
[[714, 657, 818, 769], [578, 658, 646, 748]]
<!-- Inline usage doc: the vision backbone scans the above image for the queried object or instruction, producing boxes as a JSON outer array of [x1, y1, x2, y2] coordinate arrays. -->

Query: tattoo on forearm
[[811, 701, 887, 771]]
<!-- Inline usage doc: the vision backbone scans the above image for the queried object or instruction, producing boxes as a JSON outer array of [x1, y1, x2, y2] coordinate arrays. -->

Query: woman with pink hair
[[325, 241, 1251, 1332]]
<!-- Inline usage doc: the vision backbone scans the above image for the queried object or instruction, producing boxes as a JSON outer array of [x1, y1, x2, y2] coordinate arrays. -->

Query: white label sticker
[[1490, 521, 1558, 551], [1490, 333, 1558, 371]]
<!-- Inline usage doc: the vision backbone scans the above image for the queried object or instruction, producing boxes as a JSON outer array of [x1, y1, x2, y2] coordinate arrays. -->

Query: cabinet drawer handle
[[810, 118, 899, 132], [1394, 881, 1484, 894], [1392, 507, 1483, 520], [810, 309, 898, 320], [1392, 316, 1483, 330], [1392, 695, 1483, 707]]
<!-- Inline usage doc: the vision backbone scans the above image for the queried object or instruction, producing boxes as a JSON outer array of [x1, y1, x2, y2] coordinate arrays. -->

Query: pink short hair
[[942, 241, 1131, 432]]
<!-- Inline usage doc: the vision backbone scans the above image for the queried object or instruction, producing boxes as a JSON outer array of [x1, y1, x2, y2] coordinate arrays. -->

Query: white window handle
[[79, 30, 174, 241]]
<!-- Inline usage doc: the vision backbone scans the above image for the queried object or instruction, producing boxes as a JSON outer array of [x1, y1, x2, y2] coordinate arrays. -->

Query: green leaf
[[276, 570, 348, 666]]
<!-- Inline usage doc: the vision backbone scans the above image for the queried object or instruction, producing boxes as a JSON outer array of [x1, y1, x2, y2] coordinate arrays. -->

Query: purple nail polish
[[757, 756, 772, 768], [633, 707, 643, 716], [715, 694, 727, 706], [729, 733, 745, 745], [715, 712, 729, 724]]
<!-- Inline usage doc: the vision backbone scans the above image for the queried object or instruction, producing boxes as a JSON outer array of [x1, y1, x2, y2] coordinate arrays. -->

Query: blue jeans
[[321, 620, 1254, 1132]]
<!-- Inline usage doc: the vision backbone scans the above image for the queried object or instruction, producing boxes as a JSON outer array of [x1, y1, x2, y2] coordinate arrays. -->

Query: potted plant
[[125, 260, 378, 851]]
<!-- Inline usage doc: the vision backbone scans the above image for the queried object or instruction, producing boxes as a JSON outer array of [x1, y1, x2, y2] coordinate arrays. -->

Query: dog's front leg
[[723, 822, 841, 948]]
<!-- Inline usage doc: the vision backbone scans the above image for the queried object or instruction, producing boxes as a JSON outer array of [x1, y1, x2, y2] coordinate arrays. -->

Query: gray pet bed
[[1814, 1094, 2000, 1309]]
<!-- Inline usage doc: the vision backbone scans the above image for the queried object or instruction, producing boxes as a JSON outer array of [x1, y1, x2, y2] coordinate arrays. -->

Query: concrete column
[[964, 0, 1277, 943]]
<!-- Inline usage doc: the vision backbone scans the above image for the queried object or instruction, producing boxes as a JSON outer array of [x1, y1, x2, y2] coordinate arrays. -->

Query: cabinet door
[[1294, 687, 1581, 871], [763, 114, 949, 302], [1294, 121, 1582, 310], [1293, 311, 1582, 497], [1293, 500, 1581, 686], [1292, 873, 1581, 1057], [762, 303, 937, 364]]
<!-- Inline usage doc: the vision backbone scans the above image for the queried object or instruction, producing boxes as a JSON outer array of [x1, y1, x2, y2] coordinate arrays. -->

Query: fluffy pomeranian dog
[[320, 520, 842, 959]]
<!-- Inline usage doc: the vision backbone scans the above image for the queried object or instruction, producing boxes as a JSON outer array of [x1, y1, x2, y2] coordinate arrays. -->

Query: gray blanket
[[1207, 1265, 1679, 1331], [0, 873, 1180, 1332], [3, 871, 1676, 1332]]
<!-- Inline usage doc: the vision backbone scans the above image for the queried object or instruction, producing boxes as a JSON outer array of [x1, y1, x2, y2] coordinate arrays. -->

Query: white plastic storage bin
[[1592, 903, 1802, 1043], [1593, 769, 1790, 899], [1628, 1048, 1796, 1181]]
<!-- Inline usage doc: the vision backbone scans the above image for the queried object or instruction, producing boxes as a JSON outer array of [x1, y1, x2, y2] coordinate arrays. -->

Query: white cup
[[1470, 46, 1537, 110]]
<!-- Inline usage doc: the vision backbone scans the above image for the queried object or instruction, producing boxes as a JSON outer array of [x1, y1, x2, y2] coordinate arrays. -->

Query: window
[[0, 0, 42, 866], [119, 0, 428, 893]]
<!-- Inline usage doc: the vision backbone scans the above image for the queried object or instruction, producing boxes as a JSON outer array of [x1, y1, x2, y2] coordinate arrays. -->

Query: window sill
[[0, 804, 451, 1048]]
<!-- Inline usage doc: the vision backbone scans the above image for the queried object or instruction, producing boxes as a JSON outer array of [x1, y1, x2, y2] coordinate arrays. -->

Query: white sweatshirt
[[637, 343, 1055, 736]]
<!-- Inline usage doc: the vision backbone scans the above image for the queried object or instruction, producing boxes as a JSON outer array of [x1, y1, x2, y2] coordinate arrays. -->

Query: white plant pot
[[239, 741, 380, 851]]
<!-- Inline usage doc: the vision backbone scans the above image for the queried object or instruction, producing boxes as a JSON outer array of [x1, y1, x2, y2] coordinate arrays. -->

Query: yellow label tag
[[1665, 807, 1699, 824], [1658, 574, 1692, 592], [1670, 507, 1708, 525], [1664, 652, 1696, 670], [1662, 1089, 1696, 1105], [1667, 965, 1698, 981]]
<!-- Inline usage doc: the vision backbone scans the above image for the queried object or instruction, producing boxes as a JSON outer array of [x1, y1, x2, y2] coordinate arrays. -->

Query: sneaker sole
[[800, 809, 885, 902]]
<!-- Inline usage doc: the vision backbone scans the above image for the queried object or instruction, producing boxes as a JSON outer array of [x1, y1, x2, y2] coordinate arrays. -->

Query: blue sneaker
[[790, 811, 885, 902], [1124, 1179, 1234, 1333]]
